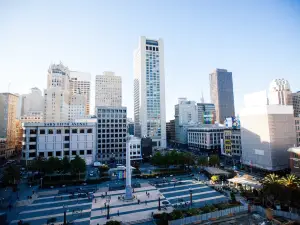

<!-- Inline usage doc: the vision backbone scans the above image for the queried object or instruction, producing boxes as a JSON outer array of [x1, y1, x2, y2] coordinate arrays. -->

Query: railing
[[169, 205, 248, 225]]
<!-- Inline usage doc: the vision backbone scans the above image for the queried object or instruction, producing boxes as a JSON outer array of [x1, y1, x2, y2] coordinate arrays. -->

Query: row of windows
[[98, 129, 126, 133], [29, 128, 93, 135], [97, 109, 126, 113], [25, 150, 92, 158], [146, 46, 159, 51], [98, 119, 126, 123]]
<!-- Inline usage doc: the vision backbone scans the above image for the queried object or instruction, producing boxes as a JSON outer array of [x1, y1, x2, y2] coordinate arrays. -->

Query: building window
[[87, 129, 92, 133], [87, 150, 92, 155], [39, 152, 44, 157], [29, 145, 36, 150], [72, 151, 77, 156], [72, 129, 77, 134], [56, 151, 61, 156], [48, 129, 54, 134], [56, 129, 62, 134], [64, 143, 69, 148], [80, 129, 85, 134], [40, 129, 45, 135], [48, 152, 53, 157], [64, 151, 69, 156], [29, 137, 36, 142], [64, 136, 69, 141], [80, 150, 84, 155], [29, 152, 36, 158], [30, 129, 36, 134], [65, 129, 70, 134]]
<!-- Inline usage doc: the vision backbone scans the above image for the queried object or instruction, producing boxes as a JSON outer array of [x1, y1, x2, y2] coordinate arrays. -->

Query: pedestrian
[[104, 202, 106, 207], [105, 191, 107, 196], [148, 194, 149, 198], [95, 198, 97, 203], [146, 191, 147, 195], [151, 212, 154, 217], [117, 210, 120, 216], [145, 200, 147, 205]]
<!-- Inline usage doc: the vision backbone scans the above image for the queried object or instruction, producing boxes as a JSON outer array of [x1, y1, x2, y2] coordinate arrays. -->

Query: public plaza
[[7, 175, 228, 225]]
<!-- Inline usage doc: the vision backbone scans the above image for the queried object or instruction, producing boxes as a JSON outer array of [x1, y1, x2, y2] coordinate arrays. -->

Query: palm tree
[[262, 173, 281, 185], [280, 174, 299, 188]]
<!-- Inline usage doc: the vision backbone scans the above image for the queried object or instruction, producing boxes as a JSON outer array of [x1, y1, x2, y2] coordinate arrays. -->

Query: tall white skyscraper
[[95, 71, 122, 107], [70, 71, 91, 115], [134, 36, 166, 148]]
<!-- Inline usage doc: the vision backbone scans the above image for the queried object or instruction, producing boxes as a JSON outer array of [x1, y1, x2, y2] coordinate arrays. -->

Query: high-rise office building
[[240, 90, 296, 171], [70, 71, 91, 115], [134, 36, 166, 148], [209, 69, 235, 123], [174, 98, 198, 144], [95, 71, 122, 107], [0, 93, 19, 158], [268, 79, 292, 106], [95, 106, 127, 164], [197, 103, 216, 124]]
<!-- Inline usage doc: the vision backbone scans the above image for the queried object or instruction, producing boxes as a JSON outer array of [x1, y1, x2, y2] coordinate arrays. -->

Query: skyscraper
[[70, 71, 91, 115], [209, 69, 235, 123], [268, 79, 292, 106], [95, 71, 122, 107], [134, 36, 166, 148]]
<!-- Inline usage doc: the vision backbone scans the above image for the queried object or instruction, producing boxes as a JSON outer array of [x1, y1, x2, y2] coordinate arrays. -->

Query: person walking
[[117, 210, 120, 216]]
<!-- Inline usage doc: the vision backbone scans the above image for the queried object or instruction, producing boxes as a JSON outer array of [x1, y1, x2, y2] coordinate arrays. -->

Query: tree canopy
[[151, 150, 195, 167], [3, 165, 20, 186]]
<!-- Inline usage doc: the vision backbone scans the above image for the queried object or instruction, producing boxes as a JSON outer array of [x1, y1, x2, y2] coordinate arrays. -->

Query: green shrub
[[105, 221, 121, 225]]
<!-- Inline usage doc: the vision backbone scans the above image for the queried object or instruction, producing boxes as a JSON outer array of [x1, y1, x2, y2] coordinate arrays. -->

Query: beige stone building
[[0, 93, 19, 158]]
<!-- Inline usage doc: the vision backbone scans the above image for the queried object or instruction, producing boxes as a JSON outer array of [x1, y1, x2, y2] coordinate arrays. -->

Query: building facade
[[287, 147, 300, 177], [292, 91, 300, 117], [188, 125, 224, 152], [20, 111, 44, 123], [69, 71, 91, 115], [197, 103, 216, 125], [95, 71, 122, 108], [21, 87, 44, 116], [268, 79, 292, 106], [21, 122, 96, 165], [240, 92, 296, 171], [128, 136, 142, 161], [166, 119, 175, 144], [295, 117, 300, 147], [175, 98, 198, 144], [96, 106, 127, 164], [68, 94, 86, 121], [209, 69, 235, 123], [0, 93, 19, 158], [47, 63, 70, 90], [134, 36, 166, 148], [223, 128, 242, 157], [44, 88, 70, 122]]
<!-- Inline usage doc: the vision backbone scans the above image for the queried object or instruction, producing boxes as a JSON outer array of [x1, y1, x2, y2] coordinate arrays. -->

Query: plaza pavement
[[9, 178, 227, 225]]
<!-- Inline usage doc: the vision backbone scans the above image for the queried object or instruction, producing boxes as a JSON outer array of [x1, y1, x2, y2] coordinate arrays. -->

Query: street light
[[189, 188, 192, 207], [40, 178, 43, 189], [106, 198, 110, 219], [63, 205, 68, 225], [158, 193, 161, 211]]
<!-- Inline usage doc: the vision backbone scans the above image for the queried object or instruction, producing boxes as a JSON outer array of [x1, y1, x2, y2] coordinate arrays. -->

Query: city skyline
[[1, 1, 300, 121]]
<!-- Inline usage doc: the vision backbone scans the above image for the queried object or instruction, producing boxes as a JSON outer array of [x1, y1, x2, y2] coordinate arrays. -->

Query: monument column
[[125, 136, 133, 200]]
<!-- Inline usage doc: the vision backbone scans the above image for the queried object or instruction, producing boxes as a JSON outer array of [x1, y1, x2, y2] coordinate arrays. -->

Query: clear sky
[[1, 0, 300, 120]]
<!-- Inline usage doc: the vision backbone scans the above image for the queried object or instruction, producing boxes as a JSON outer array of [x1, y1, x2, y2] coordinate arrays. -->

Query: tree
[[105, 221, 121, 225], [209, 155, 220, 167], [3, 165, 20, 186], [198, 156, 208, 167], [280, 174, 299, 188], [62, 156, 71, 173], [211, 175, 219, 183], [151, 152, 164, 166], [230, 192, 236, 203], [262, 174, 281, 185], [71, 155, 86, 180]]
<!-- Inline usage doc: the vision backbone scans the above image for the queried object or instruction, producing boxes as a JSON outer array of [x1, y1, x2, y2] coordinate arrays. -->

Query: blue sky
[[0, 0, 300, 120]]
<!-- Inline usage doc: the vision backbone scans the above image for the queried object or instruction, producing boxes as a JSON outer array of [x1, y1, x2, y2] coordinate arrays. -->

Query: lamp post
[[40, 178, 43, 189], [158, 197, 161, 211], [107, 204, 110, 219], [63, 205, 67, 225], [189, 188, 192, 207]]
